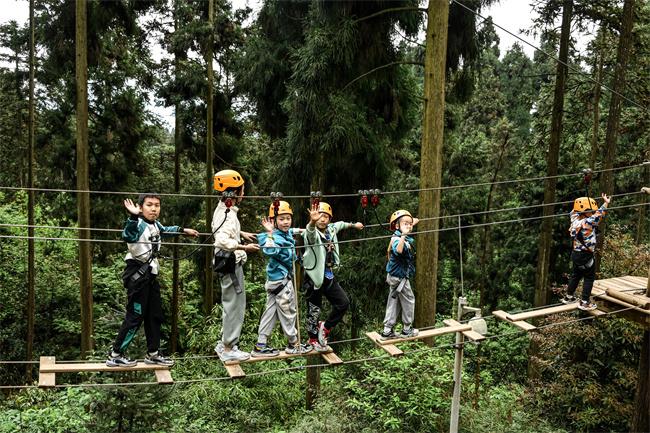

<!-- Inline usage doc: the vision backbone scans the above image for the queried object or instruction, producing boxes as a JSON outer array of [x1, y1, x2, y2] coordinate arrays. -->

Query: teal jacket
[[303, 221, 353, 289], [385, 230, 415, 279], [257, 228, 297, 281]]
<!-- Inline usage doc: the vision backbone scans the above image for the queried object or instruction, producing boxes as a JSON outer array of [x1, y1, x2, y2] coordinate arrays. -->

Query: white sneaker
[[214, 341, 225, 355], [309, 339, 329, 353], [578, 300, 597, 311], [219, 348, 251, 362]]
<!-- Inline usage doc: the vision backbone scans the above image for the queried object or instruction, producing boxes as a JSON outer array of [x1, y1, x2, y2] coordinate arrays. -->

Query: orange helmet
[[389, 209, 412, 230], [573, 197, 597, 213], [268, 201, 293, 218], [317, 202, 333, 218], [214, 169, 244, 192]]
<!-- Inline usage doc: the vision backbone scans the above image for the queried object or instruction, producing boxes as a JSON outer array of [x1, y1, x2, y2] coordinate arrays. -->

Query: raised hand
[[601, 193, 611, 205], [261, 217, 275, 233], [308, 203, 321, 224], [123, 198, 140, 216]]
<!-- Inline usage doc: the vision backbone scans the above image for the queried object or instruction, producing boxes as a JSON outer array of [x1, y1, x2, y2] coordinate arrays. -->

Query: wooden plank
[[506, 303, 578, 322], [321, 351, 343, 365], [585, 308, 606, 317], [605, 278, 642, 292], [606, 288, 650, 309], [593, 292, 650, 315], [38, 356, 56, 388], [366, 332, 404, 356], [40, 362, 168, 373], [492, 311, 536, 330], [443, 319, 486, 341], [223, 347, 330, 366], [154, 369, 174, 385], [224, 364, 246, 379], [619, 276, 649, 287], [377, 324, 471, 345]]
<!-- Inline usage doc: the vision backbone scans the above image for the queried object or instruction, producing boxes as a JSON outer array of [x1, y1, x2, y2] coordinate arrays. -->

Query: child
[[107, 193, 199, 367], [251, 201, 312, 357], [303, 202, 364, 352], [381, 209, 419, 339], [212, 169, 260, 362], [562, 193, 611, 311]]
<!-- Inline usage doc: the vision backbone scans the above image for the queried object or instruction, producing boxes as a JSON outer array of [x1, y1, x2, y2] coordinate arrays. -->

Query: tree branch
[[343, 61, 424, 90], [353, 6, 428, 24]]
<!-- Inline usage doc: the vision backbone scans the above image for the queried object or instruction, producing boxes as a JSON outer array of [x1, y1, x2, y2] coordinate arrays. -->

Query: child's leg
[[382, 275, 401, 332], [566, 253, 583, 297], [276, 281, 298, 345], [398, 280, 415, 328], [257, 291, 279, 345], [220, 264, 246, 348], [112, 281, 150, 354], [143, 278, 164, 353], [322, 278, 350, 331], [305, 278, 322, 340], [580, 261, 597, 301]]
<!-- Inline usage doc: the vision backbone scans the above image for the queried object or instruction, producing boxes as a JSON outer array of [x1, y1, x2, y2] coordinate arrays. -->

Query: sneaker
[[144, 351, 175, 367], [106, 352, 137, 368], [309, 338, 329, 353], [219, 348, 251, 362], [400, 327, 419, 338], [379, 329, 397, 340], [251, 343, 280, 358], [561, 294, 577, 304], [285, 342, 313, 355], [317, 321, 330, 346], [578, 300, 597, 311], [214, 341, 225, 355]]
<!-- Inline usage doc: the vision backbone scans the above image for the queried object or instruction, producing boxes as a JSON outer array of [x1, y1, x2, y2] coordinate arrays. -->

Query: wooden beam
[[321, 351, 343, 365], [224, 364, 246, 379], [223, 347, 332, 366], [606, 289, 650, 309], [38, 356, 56, 388], [366, 332, 404, 356], [378, 324, 471, 345], [39, 362, 169, 373], [443, 319, 486, 342], [492, 311, 537, 331], [506, 303, 578, 322], [154, 369, 174, 385]]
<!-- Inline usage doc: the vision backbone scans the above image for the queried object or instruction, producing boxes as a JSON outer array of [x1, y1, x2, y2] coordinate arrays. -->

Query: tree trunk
[[415, 0, 448, 339], [596, 0, 635, 272], [26, 0, 36, 382], [589, 30, 605, 173], [479, 131, 509, 308], [171, 1, 182, 354], [204, 0, 215, 315], [76, 0, 93, 356], [635, 162, 649, 244], [632, 195, 650, 432], [533, 0, 572, 309]]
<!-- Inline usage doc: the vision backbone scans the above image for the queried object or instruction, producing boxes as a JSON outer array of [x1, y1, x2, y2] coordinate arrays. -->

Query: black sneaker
[[578, 300, 597, 311], [561, 294, 577, 304], [379, 329, 397, 340], [144, 351, 174, 367], [106, 352, 137, 367], [285, 342, 313, 355], [400, 327, 419, 338], [251, 343, 280, 358]]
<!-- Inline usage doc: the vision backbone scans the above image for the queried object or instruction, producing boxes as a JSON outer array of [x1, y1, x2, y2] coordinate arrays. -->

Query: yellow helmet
[[214, 169, 244, 192], [268, 201, 293, 218], [317, 202, 333, 218], [390, 209, 412, 230], [573, 197, 597, 213]]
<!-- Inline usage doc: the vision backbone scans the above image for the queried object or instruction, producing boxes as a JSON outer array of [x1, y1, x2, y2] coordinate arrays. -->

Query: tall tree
[[75, 0, 93, 355], [204, 0, 215, 314], [533, 0, 573, 308], [26, 0, 36, 381], [415, 0, 449, 332]]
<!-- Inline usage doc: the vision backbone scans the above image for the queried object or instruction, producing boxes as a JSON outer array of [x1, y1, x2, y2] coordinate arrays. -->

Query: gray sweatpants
[[383, 274, 415, 332], [256, 278, 298, 345], [220, 263, 246, 348]]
